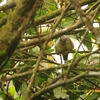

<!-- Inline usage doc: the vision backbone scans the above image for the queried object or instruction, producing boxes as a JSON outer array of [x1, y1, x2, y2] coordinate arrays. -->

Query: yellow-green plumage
[[55, 35, 74, 60]]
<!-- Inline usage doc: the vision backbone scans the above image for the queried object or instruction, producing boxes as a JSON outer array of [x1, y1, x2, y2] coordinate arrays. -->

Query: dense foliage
[[0, 0, 100, 100]]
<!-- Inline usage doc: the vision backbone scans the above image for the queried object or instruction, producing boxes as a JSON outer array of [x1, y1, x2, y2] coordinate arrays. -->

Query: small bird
[[55, 35, 74, 61]]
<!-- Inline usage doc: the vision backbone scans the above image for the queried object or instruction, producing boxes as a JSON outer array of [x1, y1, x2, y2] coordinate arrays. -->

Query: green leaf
[[84, 93, 98, 100], [0, 0, 3, 2], [26, 28, 35, 35], [34, 74, 46, 86], [79, 32, 93, 50], [78, 92, 100, 100], [0, 88, 5, 99], [61, 17, 74, 28], [21, 82, 27, 100], [83, 34, 93, 50], [0, 12, 6, 18], [46, 48, 54, 53], [34, 70, 52, 86], [5, 61, 10, 68], [13, 80, 22, 92], [53, 86, 69, 99], [15, 96, 22, 100], [8, 86, 16, 97]]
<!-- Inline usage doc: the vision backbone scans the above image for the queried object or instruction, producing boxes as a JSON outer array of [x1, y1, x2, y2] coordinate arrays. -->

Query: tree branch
[[0, 0, 42, 69], [30, 72, 86, 100]]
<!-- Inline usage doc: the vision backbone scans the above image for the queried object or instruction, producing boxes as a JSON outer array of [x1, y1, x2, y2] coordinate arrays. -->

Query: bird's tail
[[62, 53, 68, 61]]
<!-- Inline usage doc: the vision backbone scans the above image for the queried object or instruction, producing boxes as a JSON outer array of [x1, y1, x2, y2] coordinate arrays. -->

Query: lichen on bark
[[0, 0, 42, 69]]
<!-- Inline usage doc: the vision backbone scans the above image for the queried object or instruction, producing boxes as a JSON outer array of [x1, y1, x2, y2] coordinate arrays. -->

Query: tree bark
[[0, 0, 42, 69]]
